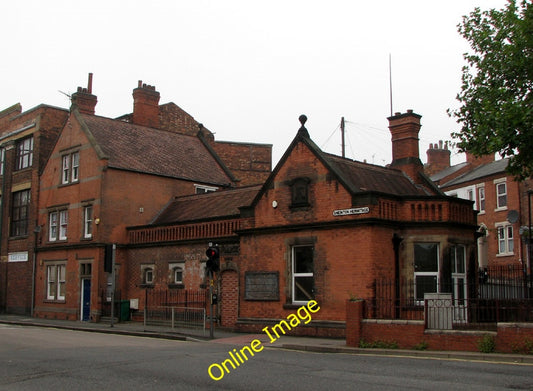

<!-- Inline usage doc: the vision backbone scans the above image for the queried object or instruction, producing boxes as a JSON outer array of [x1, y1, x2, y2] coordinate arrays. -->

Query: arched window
[[141, 266, 154, 285]]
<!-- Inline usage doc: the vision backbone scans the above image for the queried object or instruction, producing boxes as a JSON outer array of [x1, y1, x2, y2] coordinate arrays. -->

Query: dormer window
[[290, 178, 310, 208]]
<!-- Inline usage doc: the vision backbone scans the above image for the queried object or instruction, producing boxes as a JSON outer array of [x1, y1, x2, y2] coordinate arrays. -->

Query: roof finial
[[299, 114, 307, 127]]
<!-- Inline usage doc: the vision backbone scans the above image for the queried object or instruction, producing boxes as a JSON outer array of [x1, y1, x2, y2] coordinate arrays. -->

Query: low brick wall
[[347, 300, 533, 353]]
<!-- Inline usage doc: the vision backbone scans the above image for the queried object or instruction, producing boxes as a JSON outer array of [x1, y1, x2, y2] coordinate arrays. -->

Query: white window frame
[[46, 263, 66, 301], [413, 242, 440, 304], [83, 205, 93, 239], [169, 262, 184, 285], [477, 185, 485, 213], [496, 222, 514, 256], [291, 245, 314, 305], [61, 151, 80, 185], [49, 209, 68, 241], [494, 178, 507, 210], [194, 184, 218, 194], [0, 147, 4, 175], [141, 265, 155, 285], [15, 136, 33, 170]]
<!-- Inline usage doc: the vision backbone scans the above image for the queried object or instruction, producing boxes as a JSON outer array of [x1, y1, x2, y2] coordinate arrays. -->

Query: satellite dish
[[507, 210, 519, 223]]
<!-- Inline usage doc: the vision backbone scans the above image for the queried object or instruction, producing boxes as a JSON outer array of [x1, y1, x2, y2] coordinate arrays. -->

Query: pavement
[[1, 314, 533, 364]]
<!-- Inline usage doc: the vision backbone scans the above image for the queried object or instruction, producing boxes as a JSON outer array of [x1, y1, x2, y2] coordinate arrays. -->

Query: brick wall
[[212, 141, 272, 186], [220, 269, 239, 328], [347, 300, 533, 353]]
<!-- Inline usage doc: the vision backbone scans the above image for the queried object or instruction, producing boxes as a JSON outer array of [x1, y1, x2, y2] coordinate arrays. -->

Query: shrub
[[477, 334, 495, 353]]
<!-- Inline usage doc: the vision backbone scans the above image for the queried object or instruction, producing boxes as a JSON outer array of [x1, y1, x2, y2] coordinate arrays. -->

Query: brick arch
[[219, 268, 239, 328]]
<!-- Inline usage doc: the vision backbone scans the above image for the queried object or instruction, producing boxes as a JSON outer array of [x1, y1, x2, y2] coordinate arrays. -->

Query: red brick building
[[0, 102, 69, 314], [427, 143, 533, 272], [128, 111, 478, 336], [30, 77, 271, 321]]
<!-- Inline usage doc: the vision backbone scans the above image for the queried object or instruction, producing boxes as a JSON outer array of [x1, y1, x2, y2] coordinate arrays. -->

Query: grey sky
[[0, 0, 507, 166]]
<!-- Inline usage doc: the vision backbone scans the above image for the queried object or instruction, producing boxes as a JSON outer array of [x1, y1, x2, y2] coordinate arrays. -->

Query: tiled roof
[[429, 162, 469, 183], [153, 185, 261, 224], [324, 153, 429, 196], [441, 158, 509, 187], [79, 113, 233, 185]]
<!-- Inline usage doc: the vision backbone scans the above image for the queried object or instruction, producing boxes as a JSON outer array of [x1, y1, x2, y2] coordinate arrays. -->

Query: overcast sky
[[1, 0, 508, 167]]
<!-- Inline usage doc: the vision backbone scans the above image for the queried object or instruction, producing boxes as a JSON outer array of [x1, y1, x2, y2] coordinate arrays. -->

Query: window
[[0, 147, 4, 175], [49, 209, 68, 241], [495, 181, 507, 209], [15, 137, 33, 170], [141, 265, 155, 285], [195, 184, 217, 194], [497, 223, 514, 255], [80, 263, 92, 277], [292, 245, 314, 304], [11, 190, 30, 237], [173, 266, 183, 284], [414, 243, 439, 302], [290, 178, 310, 208], [83, 205, 93, 239], [62, 151, 80, 184], [478, 186, 485, 212], [46, 263, 66, 301]]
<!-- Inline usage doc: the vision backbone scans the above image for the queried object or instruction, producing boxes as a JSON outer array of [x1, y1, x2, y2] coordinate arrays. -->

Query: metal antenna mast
[[341, 117, 346, 158]]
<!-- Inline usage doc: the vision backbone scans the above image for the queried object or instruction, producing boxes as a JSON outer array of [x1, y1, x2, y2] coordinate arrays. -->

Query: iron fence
[[366, 264, 533, 329], [143, 288, 209, 332]]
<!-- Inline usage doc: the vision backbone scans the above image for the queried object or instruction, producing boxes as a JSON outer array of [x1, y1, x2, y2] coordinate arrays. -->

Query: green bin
[[119, 300, 130, 321]]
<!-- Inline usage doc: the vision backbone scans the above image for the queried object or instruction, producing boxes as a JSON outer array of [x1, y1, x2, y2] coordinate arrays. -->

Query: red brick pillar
[[220, 270, 239, 328], [346, 300, 363, 347]]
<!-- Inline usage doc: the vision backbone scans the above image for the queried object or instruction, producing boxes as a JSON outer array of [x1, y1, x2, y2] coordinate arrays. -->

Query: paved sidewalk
[[1, 314, 533, 364]]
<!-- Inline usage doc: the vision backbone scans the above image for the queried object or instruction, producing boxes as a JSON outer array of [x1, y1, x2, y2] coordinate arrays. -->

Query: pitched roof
[[153, 185, 261, 224], [324, 153, 430, 196], [251, 123, 432, 208], [440, 158, 509, 187], [77, 112, 234, 186], [429, 162, 469, 183]]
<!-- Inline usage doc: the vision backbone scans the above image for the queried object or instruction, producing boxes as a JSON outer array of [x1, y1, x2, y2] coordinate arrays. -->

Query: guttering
[[0, 122, 36, 142]]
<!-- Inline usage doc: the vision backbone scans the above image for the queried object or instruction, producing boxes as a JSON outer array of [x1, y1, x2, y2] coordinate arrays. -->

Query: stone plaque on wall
[[244, 271, 279, 301]]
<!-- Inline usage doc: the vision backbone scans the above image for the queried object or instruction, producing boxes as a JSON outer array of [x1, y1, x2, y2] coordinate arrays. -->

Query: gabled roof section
[[153, 185, 261, 225], [75, 111, 234, 186], [441, 158, 509, 187], [251, 115, 429, 207]]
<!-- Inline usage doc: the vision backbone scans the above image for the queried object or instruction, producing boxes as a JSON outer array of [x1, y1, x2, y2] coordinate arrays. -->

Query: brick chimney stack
[[70, 73, 97, 115], [388, 110, 424, 182], [132, 80, 160, 128], [426, 140, 451, 175]]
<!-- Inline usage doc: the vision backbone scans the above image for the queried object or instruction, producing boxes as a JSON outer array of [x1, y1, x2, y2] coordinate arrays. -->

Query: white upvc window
[[414, 242, 439, 303], [494, 179, 507, 210], [496, 223, 514, 255], [46, 263, 66, 301], [83, 205, 93, 239], [62, 151, 80, 184], [49, 209, 68, 241], [477, 185, 485, 213]]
